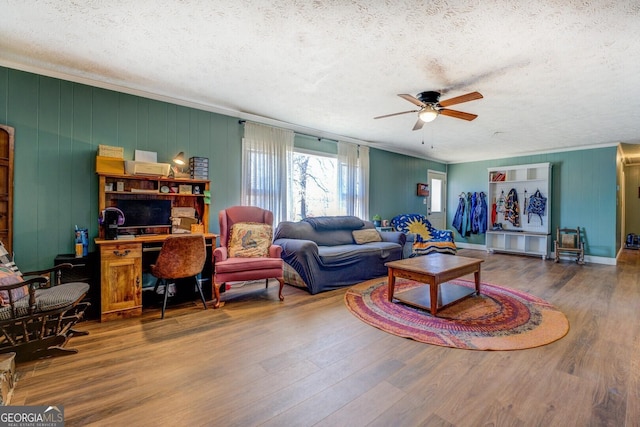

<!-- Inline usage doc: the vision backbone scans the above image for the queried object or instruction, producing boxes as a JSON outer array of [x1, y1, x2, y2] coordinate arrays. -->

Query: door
[[427, 170, 447, 230], [0, 125, 14, 255]]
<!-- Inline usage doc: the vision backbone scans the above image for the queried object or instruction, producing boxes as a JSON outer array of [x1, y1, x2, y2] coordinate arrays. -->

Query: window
[[431, 178, 442, 213], [290, 150, 338, 221], [241, 122, 368, 223]]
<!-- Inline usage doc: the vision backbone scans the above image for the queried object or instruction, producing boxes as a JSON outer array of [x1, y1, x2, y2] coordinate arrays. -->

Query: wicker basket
[[98, 144, 124, 159]]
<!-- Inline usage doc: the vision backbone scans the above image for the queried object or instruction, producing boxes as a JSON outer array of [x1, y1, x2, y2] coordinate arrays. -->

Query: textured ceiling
[[2, 0, 640, 163]]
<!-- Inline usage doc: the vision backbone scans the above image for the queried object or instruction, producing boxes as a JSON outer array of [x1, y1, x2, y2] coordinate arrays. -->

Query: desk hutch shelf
[[97, 173, 210, 238], [96, 172, 212, 321]]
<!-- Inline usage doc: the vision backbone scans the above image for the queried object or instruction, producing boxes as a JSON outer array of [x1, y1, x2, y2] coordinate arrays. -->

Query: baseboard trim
[[456, 243, 617, 265]]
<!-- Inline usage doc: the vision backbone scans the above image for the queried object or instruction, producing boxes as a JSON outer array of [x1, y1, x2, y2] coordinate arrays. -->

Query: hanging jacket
[[464, 193, 472, 237], [504, 188, 520, 227], [477, 192, 488, 234], [452, 194, 466, 236], [470, 192, 479, 234]]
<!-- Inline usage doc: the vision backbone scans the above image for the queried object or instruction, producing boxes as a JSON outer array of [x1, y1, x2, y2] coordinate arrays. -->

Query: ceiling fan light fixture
[[419, 106, 438, 123]]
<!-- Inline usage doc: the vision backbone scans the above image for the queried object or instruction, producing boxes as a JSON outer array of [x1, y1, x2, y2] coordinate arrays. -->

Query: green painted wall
[[0, 66, 443, 270], [369, 149, 445, 224], [0, 67, 243, 270], [447, 147, 619, 258], [0, 65, 620, 268]]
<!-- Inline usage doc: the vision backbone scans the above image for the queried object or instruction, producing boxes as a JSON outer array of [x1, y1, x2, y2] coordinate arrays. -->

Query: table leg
[[474, 267, 481, 295], [387, 268, 396, 302], [430, 282, 438, 315]]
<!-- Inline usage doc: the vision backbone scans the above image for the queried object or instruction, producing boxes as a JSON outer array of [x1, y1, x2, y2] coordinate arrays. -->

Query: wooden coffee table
[[386, 254, 484, 316]]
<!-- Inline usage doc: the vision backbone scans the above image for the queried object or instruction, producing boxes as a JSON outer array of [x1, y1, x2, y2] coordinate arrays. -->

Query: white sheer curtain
[[338, 141, 369, 220], [357, 145, 370, 220], [241, 122, 294, 224]]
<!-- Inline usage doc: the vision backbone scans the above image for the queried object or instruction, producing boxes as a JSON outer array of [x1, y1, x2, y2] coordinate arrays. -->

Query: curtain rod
[[239, 120, 334, 142]]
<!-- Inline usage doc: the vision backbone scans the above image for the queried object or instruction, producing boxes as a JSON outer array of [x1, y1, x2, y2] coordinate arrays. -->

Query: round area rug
[[345, 277, 569, 350]]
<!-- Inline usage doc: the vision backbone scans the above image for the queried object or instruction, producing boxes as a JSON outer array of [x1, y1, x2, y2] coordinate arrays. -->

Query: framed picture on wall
[[417, 183, 429, 197]]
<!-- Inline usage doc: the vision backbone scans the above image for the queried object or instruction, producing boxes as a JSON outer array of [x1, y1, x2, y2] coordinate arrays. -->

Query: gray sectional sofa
[[274, 216, 405, 294]]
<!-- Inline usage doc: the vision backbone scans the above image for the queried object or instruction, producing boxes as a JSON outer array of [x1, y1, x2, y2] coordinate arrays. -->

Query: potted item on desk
[[372, 214, 382, 227]]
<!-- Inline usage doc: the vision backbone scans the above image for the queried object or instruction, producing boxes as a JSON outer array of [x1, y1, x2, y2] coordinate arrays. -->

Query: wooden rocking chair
[[554, 227, 585, 265], [0, 242, 90, 361]]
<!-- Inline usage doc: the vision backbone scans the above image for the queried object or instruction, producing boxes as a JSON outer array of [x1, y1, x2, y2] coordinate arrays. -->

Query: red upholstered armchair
[[212, 206, 284, 308]]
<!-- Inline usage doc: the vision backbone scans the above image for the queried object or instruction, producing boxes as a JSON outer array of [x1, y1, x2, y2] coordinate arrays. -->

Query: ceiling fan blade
[[438, 91, 483, 107], [412, 118, 425, 131], [374, 109, 419, 119], [398, 94, 426, 108], [439, 108, 478, 121]]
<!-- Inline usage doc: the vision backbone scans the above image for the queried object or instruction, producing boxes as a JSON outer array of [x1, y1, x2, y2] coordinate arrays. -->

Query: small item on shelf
[[125, 160, 171, 177], [116, 181, 125, 192], [190, 223, 204, 234], [490, 171, 506, 182], [130, 188, 159, 194], [97, 144, 124, 159], [160, 185, 170, 193], [189, 157, 209, 179], [178, 184, 192, 194], [96, 156, 125, 174]]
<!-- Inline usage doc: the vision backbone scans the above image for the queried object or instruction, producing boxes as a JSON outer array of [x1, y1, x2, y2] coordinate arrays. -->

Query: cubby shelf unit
[[486, 162, 552, 259]]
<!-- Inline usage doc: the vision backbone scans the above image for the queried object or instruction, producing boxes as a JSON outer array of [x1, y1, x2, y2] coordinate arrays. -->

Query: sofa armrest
[[379, 231, 406, 246], [274, 238, 319, 257]]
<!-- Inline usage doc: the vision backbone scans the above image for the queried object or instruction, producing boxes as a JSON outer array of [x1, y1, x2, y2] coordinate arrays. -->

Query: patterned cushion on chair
[[228, 222, 273, 257], [0, 282, 89, 321], [0, 266, 27, 306]]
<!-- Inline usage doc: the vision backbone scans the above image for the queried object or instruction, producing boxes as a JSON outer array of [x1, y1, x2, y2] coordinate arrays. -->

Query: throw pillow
[[352, 228, 382, 244], [0, 240, 21, 276], [0, 265, 27, 306], [228, 222, 273, 258]]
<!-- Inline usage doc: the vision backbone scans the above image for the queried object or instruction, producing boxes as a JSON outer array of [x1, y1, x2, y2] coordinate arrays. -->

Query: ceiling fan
[[374, 91, 483, 130]]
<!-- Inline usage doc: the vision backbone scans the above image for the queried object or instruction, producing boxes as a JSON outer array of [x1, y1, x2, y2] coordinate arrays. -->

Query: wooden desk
[[95, 233, 217, 322], [386, 254, 483, 316]]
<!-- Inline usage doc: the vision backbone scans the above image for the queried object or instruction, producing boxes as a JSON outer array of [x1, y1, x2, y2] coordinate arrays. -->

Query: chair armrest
[[0, 276, 49, 315], [213, 246, 228, 263], [22, 262, 73, 277], [443, 229, 454, 239], [0, 276, 48, 292], [22, 263, 74, 287], [269, 244, 283, 258]]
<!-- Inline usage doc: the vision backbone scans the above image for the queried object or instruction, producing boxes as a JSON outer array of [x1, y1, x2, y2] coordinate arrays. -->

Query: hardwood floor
[[10, 249, 640, 426]]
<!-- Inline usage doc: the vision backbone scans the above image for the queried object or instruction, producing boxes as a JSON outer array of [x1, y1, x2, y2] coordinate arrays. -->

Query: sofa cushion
[[303, 216, 364, 231], [352, 229, 382, 244], [214, 256, 282, 274], [318, 242, 401, 264], [228, 222, 272, 258]]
